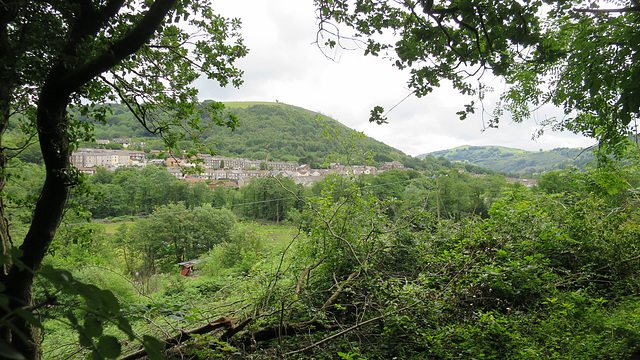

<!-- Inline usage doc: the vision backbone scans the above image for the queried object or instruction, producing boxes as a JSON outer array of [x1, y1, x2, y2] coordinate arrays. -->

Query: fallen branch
[[219, 317, 253, 342], [119, 316, 240, 360], [283, 314, 385, 356], [239, 320, 339, 346], [321, 270, 360, 311], [284, 297, 428, 356]]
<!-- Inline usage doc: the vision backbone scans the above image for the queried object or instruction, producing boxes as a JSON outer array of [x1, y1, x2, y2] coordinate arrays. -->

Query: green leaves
[[83, 317, 103, 339], [142, 335, 165, 360], [36, 265, 166, 359], [369, 105, 387, 124], [318, 0, 640, 157], [97, 336, 122, 359]]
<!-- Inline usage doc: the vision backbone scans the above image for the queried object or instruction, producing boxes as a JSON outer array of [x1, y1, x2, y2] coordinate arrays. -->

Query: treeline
[[65, 166, 514, 223], [5, 153, 515, 228]]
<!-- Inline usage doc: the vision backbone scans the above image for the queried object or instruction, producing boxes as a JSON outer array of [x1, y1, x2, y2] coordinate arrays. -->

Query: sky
[[196, 0, 596, 157]]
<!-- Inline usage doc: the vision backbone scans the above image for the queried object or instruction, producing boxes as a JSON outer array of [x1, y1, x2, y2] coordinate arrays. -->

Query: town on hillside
[[70, 146, 406, 188]]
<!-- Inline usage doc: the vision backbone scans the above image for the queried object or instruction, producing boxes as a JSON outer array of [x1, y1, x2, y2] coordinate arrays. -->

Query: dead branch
[[284, 296, 428, 356], [119, 316, 239, 360], [321, 271, 360, 311], [219, 317, 253, 343], [239, 320, 339, 347]]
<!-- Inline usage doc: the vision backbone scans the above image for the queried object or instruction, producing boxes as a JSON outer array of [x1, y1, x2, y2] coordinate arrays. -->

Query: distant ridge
[[417, 145, 595, 174]]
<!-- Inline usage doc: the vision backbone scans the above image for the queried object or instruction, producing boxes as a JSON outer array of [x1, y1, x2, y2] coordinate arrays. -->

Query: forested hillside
[[84, 101, 430, 169], [422, 145, 595, 174]]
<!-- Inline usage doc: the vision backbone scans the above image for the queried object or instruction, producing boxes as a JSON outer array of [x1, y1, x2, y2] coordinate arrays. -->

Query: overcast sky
[[196, 0, 596, 157]]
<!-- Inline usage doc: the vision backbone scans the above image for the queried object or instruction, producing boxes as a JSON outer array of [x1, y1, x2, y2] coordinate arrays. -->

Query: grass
[[248, 222, 300, 248]]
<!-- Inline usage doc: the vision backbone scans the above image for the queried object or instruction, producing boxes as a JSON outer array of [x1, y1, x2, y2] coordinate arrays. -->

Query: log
[[119, 316, 241, 360]]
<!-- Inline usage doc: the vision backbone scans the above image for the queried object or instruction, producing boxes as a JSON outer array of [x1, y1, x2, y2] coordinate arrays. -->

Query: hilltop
[[419, 145, 595, 174]]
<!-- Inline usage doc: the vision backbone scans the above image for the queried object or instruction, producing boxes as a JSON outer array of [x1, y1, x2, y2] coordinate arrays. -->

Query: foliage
[[315, 0, 640, 157], [0, 262, 168, 360], [206, 165, 640, 359], [2, 160, 45, 224], [200, 226, 267, 277], [124, 203, 237, 275], [236, 176, 305, 223], [73, 165, 217, 218], [11, 162, 640, 359]]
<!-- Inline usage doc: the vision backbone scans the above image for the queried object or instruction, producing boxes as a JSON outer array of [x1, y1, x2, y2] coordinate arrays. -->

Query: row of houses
[[170, 154, 298, 171], [175, 164, 389, 187], [71, 148, 404, 173], [70, 148, 299, 172]]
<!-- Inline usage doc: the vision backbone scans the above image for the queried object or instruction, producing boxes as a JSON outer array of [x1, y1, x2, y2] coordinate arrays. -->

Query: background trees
[[237, 177, 304, 223]]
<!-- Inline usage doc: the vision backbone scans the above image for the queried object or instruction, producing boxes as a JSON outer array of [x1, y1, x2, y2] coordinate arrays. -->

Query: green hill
[[84, 101, 437, 169], [418, 145, 595, 174]]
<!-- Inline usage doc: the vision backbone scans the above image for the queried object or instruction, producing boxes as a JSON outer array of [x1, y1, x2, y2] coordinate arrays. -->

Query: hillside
[[83, 101, 438, 170], [201, 101, 401, 164], [419, 145, 595, 174]]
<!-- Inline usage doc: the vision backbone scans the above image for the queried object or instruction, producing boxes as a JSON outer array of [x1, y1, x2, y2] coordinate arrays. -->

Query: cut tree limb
[[119, 316, 244, 360]]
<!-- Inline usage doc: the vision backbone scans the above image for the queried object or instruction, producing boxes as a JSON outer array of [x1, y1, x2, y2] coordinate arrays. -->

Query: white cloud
[[198, 0, 596, 157]]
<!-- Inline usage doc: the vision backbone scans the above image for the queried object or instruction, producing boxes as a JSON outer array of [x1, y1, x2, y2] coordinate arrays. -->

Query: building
[[70, 148, 132, 169], [381, 161, 405, 170]]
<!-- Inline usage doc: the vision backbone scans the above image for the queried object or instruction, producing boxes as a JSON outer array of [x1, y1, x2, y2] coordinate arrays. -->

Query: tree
[[185, 182, 214, 209], [315, 0, 640, 156], [130, 204, 237, 274], [239, 177, 303, 222], [0, 0, 246, 357]]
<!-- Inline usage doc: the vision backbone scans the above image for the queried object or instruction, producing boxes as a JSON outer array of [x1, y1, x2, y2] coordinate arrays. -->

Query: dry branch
[[119, 316, 243, 360], [321, 271, 360, 311], [239, 320, 339, 347]]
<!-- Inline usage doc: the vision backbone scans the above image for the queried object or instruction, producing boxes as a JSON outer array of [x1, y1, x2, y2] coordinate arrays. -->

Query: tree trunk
[[0, 0, 178, 356], [2, 77, 72, 359], [0, 94, 12, 278]]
